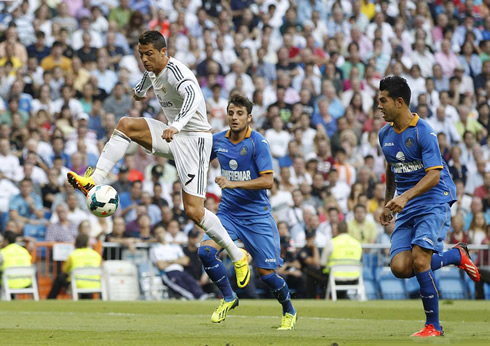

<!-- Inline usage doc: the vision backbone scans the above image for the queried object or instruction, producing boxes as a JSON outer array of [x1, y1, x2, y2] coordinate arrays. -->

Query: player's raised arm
[[133, 71, 152, 100]]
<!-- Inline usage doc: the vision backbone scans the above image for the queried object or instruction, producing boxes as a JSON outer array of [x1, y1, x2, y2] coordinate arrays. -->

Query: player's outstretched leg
[[67, 118, 146, 195], [431, 242, 480, 282], [196, 209, 250, 288], [198, 245, 239, 323], [260, 271, 297, 330]]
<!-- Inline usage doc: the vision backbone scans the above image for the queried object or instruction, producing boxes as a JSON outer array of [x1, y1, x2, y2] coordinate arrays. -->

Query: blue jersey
[[378, 114, 456, 209], [212, 127, 274, 218]]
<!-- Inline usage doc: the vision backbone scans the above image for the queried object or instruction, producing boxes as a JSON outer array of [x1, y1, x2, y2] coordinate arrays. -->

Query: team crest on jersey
[[229, 159, 238, 170], [240, 146, 248, 156], [396, 151, 406, 161], [405, 137, 414, 148], [162, 86, 166, 93]]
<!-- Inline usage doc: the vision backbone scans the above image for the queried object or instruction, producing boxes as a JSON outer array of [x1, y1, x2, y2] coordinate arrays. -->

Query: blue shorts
[[202, 212, 284, 270], [390, 203, 451, 262]]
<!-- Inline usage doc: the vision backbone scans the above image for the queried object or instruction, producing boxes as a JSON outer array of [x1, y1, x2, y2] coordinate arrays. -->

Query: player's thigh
[[171, 132, 212, 198], [137, 118, 174, 159], [412, 203, 451, 255], [390, 215, 414, 263], [235, 215, 284, 270], [202, 212, 239, 243]]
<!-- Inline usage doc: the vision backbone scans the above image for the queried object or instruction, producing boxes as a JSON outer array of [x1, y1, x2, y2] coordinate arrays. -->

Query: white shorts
[[144, 118, 212, 198]]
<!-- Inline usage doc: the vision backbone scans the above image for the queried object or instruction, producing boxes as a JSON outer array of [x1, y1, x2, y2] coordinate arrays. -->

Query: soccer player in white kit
[[67, 31, 250, 287]]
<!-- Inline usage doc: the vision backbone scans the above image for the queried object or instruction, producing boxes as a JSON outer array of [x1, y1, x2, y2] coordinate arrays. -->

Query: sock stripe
[[428, 271, 439, 298], [112, 129, 131, 142]]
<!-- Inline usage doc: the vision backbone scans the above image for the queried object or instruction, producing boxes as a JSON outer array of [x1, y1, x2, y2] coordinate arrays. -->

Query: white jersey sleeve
[[133, 71, 152, 97]]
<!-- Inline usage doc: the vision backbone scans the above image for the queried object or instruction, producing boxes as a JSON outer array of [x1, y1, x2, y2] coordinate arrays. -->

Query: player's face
[[138, 43, 166, 72], [378, 90, 401, 122], [227, 103, 251, 134]]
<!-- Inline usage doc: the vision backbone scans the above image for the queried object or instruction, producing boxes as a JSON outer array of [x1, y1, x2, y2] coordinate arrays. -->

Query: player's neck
[[229, 128, 248, 143], [392, 110, 414, 132], [153, 56, 169, 76]]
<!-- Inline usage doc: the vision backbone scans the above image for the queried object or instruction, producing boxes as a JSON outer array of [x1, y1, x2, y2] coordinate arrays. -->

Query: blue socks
[[431, 249, 461, 271], [198, 246, 235, 301], [261, 272, 295, 315], [415, 269, 441, 331]]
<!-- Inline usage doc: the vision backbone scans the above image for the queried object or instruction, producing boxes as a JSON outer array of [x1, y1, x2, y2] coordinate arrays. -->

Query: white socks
[[199, 209, 244, 262], [92, 129, 131, 184]]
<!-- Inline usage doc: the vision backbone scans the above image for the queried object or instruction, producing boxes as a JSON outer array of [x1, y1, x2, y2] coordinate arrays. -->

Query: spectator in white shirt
[[428, 106, 461, 145], [0, 138, 21, 182], [265, 116, 290, 159]]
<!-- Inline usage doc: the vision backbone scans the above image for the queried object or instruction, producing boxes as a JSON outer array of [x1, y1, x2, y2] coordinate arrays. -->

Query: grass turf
[[0, 300, 489, 345]]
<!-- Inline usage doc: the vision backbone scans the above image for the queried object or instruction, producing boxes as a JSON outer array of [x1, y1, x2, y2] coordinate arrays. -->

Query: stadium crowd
[[0, 0, 489, 299]]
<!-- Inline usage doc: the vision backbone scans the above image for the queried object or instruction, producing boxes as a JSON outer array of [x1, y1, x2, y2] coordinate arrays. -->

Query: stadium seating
[[1, 266, 39, 301], [138, 261, 169, 300], [326, 260, 366, 301], [375, 267, 408, 300], [71, 266, 106, 301], [102, 261, 140, 301]]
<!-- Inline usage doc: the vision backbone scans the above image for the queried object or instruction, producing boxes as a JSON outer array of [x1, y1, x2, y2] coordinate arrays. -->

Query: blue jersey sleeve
[[418, 124, 443, 171], [254, 135, 274, 174]]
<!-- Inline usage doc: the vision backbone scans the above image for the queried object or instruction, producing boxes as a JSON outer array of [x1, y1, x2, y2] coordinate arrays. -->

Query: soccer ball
[[86, 185, 119, 217]]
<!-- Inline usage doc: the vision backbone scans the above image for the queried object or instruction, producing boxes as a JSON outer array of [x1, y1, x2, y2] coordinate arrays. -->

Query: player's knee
[[184, 205, 204, 224], [198, 246, 218, 265], [412, 256, 430, 273], [390, 262, 412, 278], [116, 117, 144, 139]]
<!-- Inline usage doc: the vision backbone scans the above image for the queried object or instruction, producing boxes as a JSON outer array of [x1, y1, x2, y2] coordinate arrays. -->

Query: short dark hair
[[75, 233, 90, 249], [227, 94, 254, 114], [138, 31, 167, 50], [379, 76, 411, 106], [3, 231, 17, 244]]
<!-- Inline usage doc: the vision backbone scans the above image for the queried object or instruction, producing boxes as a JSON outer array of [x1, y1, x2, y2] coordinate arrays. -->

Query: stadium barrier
[[16, 242, 490, 300]]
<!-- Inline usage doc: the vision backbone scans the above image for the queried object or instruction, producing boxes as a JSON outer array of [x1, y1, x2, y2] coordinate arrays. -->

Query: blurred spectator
[[9, 178, 45, 230], [150, 228, 207, 300], [108, 0, 132, 30], [276, 221, 305, 298], [468, 211, 487, 245], [118, 180, 143, 222], [0, 25, 28, 65], [448, 213, 471, 245], [165, 219, 187, 246], [0, 231, 32, 291], [41, 167, 61, 210], [0, 138, 21, 182], [47, 233, 102, 299], [40, 41, 72, 73], [50, 192, 88, 228], [170, 191, 189, 228], [347, 204, 377, 244], [270, 178, 293, 223], [326, 169, 350, 213], [320, 220, 362, 299], [297, 229, 324, 299], [46, 203, 77, 242]]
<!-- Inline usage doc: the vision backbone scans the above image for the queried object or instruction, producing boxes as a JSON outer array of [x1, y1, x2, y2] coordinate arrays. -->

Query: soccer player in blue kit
[[198, 94, 297, 330], [378, 76, 480, 337]]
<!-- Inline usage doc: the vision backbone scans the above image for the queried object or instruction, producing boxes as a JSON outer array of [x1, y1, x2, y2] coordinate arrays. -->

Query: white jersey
[[133, 57, 211, 133]]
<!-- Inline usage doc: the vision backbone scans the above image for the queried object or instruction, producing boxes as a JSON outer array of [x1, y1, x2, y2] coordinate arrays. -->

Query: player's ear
[[247, 113, 252, 123], [160, 47, 167, 56]]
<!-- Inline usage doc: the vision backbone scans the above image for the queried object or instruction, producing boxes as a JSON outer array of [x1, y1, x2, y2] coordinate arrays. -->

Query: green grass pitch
[[0, 300, 489, 345]]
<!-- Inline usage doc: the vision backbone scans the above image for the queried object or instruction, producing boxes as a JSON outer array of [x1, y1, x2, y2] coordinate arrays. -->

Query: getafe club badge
[[240, 146, 248, 156], [405, 137, 414, 148]]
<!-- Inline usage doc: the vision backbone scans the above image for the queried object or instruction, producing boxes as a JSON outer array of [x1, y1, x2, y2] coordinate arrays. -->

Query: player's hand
[[162, 127, 179, 143], [132, 89, 146, 101], [215, 176, 235, 189], [379, 207, 394, 226], [385, 195, 409, 214]]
